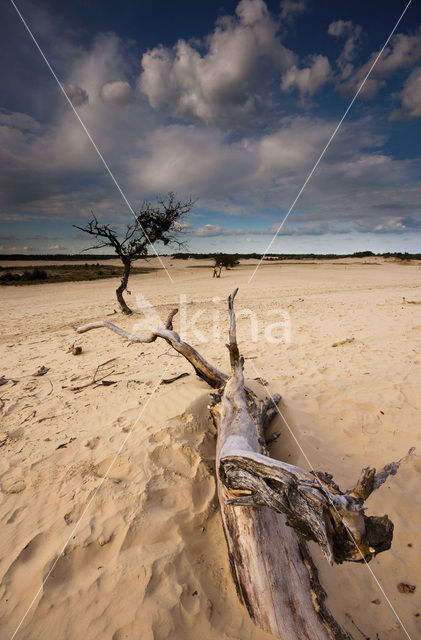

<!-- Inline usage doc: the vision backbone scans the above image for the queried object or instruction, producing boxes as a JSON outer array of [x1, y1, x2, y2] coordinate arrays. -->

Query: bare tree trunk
[[116, 259, 132, 314], [73, 291, 412, 639]]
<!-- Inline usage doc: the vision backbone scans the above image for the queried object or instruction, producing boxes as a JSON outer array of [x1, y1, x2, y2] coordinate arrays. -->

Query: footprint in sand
[[93, 454, 141, 484], [1, 531, 59, 611], [6, 505, 27, 524]]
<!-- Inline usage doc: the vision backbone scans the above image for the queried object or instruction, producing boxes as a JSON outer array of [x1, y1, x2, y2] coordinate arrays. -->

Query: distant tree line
[[171, 251, 421, 261], [0, 267, 47, 283], [1, 250, 420, 262]]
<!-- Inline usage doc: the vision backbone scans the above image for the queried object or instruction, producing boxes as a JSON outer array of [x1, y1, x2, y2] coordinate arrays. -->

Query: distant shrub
[[214, 254, 240, 269], [0, 272, 20, 282], [21, 268, 48, 281], [212, 253, 240, 277], [352, 251, 375, 258]]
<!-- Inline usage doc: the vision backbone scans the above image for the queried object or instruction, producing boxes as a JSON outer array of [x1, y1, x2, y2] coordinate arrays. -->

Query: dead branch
[[161, 372, 190, 385], [74, 309, 227, 388], [70, 359, 117, 392], [332, 337, 355, 347]]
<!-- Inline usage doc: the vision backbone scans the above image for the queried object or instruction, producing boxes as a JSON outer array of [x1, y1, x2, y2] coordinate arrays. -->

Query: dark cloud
[[62, 83, 89, 106], [280, 0, 306, 23]]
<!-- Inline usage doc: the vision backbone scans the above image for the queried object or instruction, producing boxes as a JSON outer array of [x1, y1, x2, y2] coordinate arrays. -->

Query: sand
[[0, 258, 420, 640]]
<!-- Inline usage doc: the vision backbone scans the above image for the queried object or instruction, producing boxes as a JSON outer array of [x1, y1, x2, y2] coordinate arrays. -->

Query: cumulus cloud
[[397, 66, 421, 118], [328, 20, 362, 77], [281, 54, 331, 98], [372, 30, 421, 75], [337, 28, 421, 98], [1, 2, 421, 248], [138, 0, 296, 124], [0, 32, 155, 218], [62, 83, 89, 106], [100, 80, 133, 105]]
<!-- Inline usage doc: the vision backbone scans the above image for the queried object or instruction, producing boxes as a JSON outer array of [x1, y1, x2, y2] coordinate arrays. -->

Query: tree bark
[[116, 259, 132, 314], [73, 291, 412, 639]]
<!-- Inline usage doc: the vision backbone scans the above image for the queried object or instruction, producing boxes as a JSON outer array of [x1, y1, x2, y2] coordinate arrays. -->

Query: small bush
[[34, 268, 48, 280], [0, 272, 20, 282], [21, 268, 48, 281]]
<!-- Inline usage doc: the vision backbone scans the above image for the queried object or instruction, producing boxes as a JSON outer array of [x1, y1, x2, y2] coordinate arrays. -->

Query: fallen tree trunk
[[74, 290, 412, 639]]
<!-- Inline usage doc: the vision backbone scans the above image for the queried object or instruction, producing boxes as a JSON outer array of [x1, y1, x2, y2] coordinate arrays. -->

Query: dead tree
[[74, 192, 194, 314], [74, 290, 412, 639]]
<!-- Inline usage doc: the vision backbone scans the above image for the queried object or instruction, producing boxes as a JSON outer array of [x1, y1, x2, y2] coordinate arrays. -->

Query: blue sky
[[1, 0, 421, 254]]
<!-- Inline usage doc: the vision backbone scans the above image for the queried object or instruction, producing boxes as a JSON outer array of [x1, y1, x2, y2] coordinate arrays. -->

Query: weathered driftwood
[[74, 291, 412, 640], [74, 309, 227, 388]]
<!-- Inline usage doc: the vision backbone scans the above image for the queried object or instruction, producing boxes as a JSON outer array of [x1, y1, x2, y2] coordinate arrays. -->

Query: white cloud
[[328, 20, 362, 76], [281, 54, 331, 98], [194, 224, 232, 237], [138, 0, 296, 124], [337, 28, 421, 98], [373, 30, 421, 75], [100, 81, 133, 105], [123, 114, 421, 236], [62, 83, 89, 106], [2, 101, 421, 236], [398, 66, 421, 118], [126, 124, 259, 196], [66, 33, 134, 109]]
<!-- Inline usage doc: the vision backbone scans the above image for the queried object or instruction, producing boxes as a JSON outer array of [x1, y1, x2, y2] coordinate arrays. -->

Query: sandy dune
[[0, 259, 420, 639]]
